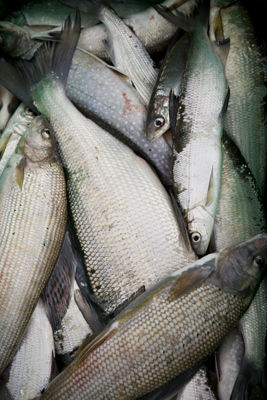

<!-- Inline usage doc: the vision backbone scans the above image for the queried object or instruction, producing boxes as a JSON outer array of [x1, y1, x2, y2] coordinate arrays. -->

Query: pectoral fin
[[15, 157, 27, 189]]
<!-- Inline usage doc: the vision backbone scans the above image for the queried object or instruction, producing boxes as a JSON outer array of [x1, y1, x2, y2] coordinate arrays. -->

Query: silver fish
[[39, 234, 267, 399], [6, 299, 54, 400], [213, 134, 267, 399], [0, 115, 67, 374], [173, 5, 228, 255], [0, 15, 196, 318], [178, 367, 216, 400], [0, 86, 19, 134]]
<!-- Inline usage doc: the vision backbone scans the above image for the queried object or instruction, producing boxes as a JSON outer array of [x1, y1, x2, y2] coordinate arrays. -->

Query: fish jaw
[[187, 205, 214, 255]]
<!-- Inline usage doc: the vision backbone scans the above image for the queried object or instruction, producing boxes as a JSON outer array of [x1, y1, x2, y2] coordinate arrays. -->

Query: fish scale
[[34, 80, 195, 317], [40, 280, 252, 400], [0, 127, 67, 374]]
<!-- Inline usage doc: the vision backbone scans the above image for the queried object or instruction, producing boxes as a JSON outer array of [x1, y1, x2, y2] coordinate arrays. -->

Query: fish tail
[[230, 356, 265, 400], [0, 11, 81, 110]]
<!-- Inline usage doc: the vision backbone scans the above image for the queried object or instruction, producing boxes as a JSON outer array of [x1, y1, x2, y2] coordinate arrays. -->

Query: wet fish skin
[[0, 86, 19, 133], [67, 48, 173, 186], [39, 234, 267, 400], [146, 30, 190, 141], [213, 134, 267, 399], [0, 115, 67, 374], [6, 299, 54, 400], [85, 0, 158, 106], [173, 5, 228, 255], [219, 0, 267, 195], [216, 329, 244, 400], [0, 103, 35, 176], [177, 367, 216, 400]]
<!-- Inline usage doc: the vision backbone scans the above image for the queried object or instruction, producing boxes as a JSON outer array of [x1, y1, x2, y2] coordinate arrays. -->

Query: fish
[[146, 30, 190, 141], [211, 0, 267, 196], [172, 3, 229, 255], [38, 234, 267, 399], [54, 280, 94, 367], [81, 0, 158, 106], [0, 86, 19, 134], [0, 24, 173, 186], [0, 14, 196, 318], [212, 133, 267, 399], [0, 115, 67, 374], [216, 329, 245, 400], [0, 103, 35, 176], [177, 367, 216, 400], [5, 299, 54, 400]]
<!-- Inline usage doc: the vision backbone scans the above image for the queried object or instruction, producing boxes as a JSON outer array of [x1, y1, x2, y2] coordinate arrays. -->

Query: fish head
[[21, 115, 56, 162], [0, 21, 33, 58], [146, 95, 169, 140], [187, 206, 214, 256], [216, 234, 267, 296]]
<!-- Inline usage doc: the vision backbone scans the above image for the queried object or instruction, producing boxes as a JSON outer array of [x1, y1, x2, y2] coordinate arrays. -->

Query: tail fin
[[0, 11, 81, 109]]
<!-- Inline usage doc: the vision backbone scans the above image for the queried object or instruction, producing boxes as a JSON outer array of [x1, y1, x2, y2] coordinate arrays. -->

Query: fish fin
[[169, 89, 179, 135], [140, 362, 205, 400], [0, 133, 12, 160], [153, 5, 194, 32], [230, 356, 265, 400], [168, 265, 214, 302], [205, 166, 214, 207], [73, 320, 119, 367], [219, 87, 230, 120], [0, 11, 81, 108], [214, 350, 222, 382], [74, 287, 102, 332], [103, 37, 117, 66], [42, 228, 76, 331], [168, 187, 192, 252], [15, 156, 27, 189]]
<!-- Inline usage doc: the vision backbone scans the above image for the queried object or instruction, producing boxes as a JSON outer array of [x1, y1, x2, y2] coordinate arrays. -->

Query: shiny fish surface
[[146, 31, 190, 140], [217, 329, 244, 400], [0, 86, 19, 133], [5, 17, 197, 318], [67, 49, 173, 186], [213, 134, 267, 398], [39, 235, 267, 399], [173, 7, 228, 255], [6, 299, 54, 400], [219, 1, 267, 195], [178, 367, 216, 400], [0, 115, 67, 374]]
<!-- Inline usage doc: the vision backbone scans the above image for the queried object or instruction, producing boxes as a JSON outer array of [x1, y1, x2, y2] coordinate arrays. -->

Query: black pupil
[[255, 256, 263, 265], [193, 235, 199, 242], [155, 119, 162, 127]]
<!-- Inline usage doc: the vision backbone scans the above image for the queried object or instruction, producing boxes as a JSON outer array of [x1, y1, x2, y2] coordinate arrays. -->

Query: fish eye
[[41, 128, 51, 140], [191, 232, 201, 244], [253, 255, 265, 267], [154, 115, 165, 129]]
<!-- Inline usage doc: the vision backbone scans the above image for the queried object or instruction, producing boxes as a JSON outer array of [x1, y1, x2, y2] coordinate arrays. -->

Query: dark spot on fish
[[90, 268, 96, 274], [149, 15, 155, 21], [12, 232, 15, 235], [96, 285, 101, 290]]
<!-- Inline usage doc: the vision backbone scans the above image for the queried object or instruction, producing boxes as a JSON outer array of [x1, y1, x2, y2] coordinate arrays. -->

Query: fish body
[[67, 48, 173, 186], [218, 1, 267, 195], [6, 299, 54, 400], [0, 86, 19, 134], [39, 234, 267, 399], [0, 16, 197, 318], [87, 1, 158, 105], [76, 0, 199, 60], [0, 103, 35, 176], [173, 7, 228, 255], [0, 115, 67, 374], [146, 31, 190, 140], [217, 329, 244, 400], [178, 367, 216, 400], [213, 134, 267, 398]]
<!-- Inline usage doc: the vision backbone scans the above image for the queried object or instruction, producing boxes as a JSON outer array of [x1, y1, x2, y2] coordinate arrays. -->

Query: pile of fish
[[0, 0, 266, 399]]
